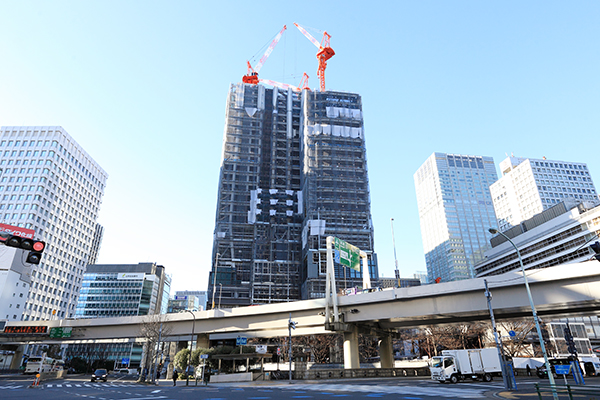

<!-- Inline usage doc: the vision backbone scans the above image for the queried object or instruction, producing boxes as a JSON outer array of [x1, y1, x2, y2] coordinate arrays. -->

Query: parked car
[[536, 358, 572, 378], [91, 368, 108, 382]]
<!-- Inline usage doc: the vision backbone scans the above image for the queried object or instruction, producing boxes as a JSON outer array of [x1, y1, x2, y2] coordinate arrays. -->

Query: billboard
[[0, 223, 35, 241], [116, 273, 145, 280]]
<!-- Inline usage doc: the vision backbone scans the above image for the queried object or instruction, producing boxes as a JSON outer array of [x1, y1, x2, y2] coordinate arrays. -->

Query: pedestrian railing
[[534, 383, 600, 399]]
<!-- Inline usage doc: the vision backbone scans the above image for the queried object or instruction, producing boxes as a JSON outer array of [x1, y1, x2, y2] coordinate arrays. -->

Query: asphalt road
[[0, 373, 599, 400]]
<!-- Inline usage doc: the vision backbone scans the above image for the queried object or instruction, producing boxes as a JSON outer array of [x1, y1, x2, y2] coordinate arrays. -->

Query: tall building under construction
[[208, 83, 378, 308]]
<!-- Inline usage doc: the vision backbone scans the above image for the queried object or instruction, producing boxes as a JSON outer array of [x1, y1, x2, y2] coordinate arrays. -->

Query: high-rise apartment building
[[208, 83, 377, 307], [414, 153, 498, 282], [490, 156, 599, 232], [0, 126, 107, 321]]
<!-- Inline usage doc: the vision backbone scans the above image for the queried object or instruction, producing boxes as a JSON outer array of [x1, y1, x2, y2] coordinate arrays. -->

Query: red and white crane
[[293, 23, 335, 92], [242, 25, 287, 85], [259, 72, 310, 93]]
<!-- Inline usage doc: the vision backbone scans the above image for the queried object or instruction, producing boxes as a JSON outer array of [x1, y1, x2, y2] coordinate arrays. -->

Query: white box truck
[[430, 348, 502, 384]]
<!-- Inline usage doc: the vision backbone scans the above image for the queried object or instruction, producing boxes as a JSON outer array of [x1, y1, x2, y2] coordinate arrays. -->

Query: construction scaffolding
[[208, 84, 378, 308], [209, 83, 303, 308], [299, 90, 378, 299]]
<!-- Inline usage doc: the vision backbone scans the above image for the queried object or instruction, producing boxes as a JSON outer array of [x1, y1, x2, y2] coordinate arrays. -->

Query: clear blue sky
[[1, 1, 599, 293]]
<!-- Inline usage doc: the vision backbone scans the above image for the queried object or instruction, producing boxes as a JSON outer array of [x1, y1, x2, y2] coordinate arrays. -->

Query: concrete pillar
[[196, 333, 209, 349], [10, 346, 24, 369], [379, 334, 394, 369], [343, 325, 360, 369]]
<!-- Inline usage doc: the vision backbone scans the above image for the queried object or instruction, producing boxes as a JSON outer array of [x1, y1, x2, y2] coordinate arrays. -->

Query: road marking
[[151, 389, 162, 393], [276, 383, 488, 399], [117, 397, 167, 400]]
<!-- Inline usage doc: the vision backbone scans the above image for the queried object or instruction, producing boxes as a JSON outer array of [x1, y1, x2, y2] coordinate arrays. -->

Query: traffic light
[[590, 241, 600, 261], [3, 235, 46, 264], [564, 326, 578, 356]]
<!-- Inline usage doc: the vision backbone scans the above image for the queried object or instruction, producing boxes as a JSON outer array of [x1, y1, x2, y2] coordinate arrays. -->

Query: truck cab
[[431, 355, 459, 383]]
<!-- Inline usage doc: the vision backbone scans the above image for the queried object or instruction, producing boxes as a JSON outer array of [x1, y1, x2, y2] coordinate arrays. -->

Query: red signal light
[[33, 241, 45, 252]]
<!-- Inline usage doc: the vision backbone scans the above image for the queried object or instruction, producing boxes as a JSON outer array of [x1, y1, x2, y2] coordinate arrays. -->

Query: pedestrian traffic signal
[[589, 241, 600, 261], [2, 234, 46, 264]]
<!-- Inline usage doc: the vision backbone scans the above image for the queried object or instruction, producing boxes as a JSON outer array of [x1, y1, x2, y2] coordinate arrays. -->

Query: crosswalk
[[46, 382, 139, 388]]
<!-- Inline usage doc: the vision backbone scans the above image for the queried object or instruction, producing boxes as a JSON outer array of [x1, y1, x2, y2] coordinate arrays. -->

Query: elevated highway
[[2, 261, 600, 368]]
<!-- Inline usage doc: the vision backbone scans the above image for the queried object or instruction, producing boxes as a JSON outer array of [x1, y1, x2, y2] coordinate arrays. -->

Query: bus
[[25, 356, 55, 374]]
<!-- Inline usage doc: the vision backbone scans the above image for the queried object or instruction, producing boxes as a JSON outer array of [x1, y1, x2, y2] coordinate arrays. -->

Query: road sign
[[333, 237, 361, 271], [200, 354, 209, 359], [49, 327, 72, 338], [508, 330, 516, 337], [236, 336, 247, 346], [122, 357, 130, 365], [554, 364, 571, 375]]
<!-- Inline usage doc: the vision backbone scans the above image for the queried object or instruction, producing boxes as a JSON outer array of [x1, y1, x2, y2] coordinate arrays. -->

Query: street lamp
[[211, 253, 220, 310], [184, 309, 196, 386], [489, 228, 558, 399], [218, 283, 223, 309]]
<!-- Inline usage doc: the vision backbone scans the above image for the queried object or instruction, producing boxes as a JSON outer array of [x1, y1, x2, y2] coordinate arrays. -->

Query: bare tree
[[138, 314, 173, 381], [493, 320, 536, 358]]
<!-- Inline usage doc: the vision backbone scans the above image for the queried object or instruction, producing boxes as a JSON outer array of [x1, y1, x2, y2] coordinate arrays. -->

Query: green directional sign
[[334, 237, 361, 271], [49, 327, 72, 338]]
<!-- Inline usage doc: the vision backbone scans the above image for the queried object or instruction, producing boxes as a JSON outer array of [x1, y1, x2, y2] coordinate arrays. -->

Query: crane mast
[[294, 23, 335, 92]]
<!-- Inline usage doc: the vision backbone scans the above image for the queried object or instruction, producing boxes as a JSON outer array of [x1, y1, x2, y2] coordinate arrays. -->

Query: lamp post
[[184, 309, 196, 386], [211, 253, 220, 310], [489, 228, 558, 399], [218, 283, 223, 309]]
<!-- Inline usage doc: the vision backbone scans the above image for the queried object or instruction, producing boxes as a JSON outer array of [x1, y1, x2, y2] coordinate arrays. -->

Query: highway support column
[[379, 334, 394, 369], [343, 325, 360, 369]]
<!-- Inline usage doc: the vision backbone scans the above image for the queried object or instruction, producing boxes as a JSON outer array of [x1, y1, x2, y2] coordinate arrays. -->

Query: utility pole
[[484, 279, 515, 390]]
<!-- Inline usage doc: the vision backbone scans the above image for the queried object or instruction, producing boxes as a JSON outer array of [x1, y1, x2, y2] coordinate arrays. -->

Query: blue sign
[[122, 358, 130, 365], [508, 330, 516, 337], [236, 336, 247, 346], [554, 365, 571, 375], [200, 354, 209, 359]]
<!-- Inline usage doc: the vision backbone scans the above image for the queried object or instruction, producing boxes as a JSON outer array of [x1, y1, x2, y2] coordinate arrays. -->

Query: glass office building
[[414, 153, 498, 282], [75, 262, 170, 318]]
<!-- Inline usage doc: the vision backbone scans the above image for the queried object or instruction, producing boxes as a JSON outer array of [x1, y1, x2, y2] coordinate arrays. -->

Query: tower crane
[[259, 72, 310, 93], [242, 25, 287, 85], [293, 23, 335, 92]]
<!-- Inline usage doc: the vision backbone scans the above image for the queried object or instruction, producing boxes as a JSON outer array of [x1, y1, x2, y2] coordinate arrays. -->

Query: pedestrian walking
[[172, 369, 178, 386], [156, 368, 160, 381]]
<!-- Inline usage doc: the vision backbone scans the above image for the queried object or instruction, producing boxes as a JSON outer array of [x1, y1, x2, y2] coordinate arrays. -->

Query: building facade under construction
[[207, 83, 378, 308]]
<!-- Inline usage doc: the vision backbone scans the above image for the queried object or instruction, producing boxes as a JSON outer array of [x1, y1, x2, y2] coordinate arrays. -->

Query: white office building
[[414, 153, 498, 282], [0, 126, 107, 321], [490, 156, 599, 232]]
